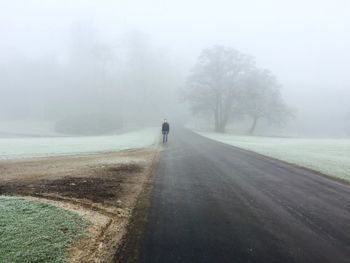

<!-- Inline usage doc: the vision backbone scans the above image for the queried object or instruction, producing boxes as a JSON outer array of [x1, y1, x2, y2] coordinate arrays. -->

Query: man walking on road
[[162, 119, 170, 143]]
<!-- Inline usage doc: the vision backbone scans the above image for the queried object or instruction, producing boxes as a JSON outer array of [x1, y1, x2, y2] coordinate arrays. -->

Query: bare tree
[[241, 68, 294, 134], [186, 45, 254, 132]]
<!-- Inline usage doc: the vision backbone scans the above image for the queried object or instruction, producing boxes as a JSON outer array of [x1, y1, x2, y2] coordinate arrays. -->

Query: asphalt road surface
[[136, 128, 350, 263]]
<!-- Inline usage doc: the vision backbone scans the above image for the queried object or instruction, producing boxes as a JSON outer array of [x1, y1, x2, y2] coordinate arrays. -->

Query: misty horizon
[[1, 0, 349, 137]]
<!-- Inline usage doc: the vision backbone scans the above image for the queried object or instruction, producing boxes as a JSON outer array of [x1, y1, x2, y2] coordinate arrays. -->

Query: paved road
[[137, 128, 350, 263]]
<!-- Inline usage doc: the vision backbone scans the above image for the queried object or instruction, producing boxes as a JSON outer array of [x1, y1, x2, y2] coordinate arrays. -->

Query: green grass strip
[[0, 196, 88, 263]]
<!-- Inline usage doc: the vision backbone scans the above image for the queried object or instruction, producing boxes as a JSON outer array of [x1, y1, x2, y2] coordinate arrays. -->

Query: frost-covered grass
[[0, 196, 88, 263], [0, 127, 159, 160], [199, 132, 350, 181]]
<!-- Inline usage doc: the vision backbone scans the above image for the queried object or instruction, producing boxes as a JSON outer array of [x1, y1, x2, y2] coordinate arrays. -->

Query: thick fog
[[0, 0, 349, 137]]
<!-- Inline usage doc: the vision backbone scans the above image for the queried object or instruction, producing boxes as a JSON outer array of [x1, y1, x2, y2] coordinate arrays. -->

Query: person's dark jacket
[[162, 122, 170, 133]]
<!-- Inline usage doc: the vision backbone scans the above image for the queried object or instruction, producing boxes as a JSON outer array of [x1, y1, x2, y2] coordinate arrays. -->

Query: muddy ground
[[0, 148, 159, 263]]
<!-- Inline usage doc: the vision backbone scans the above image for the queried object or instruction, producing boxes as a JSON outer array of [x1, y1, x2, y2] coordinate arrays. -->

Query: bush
[[55, 113, 123, 136]]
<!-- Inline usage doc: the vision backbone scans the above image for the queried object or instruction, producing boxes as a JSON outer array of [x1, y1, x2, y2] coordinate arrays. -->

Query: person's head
[[164, 119, 167, 123]]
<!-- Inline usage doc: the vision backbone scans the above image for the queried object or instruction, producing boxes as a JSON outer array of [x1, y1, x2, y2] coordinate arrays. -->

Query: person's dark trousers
[[162, 132, 168, 143]]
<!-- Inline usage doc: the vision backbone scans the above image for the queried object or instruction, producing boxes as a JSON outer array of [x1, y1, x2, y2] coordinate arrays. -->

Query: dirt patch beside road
[[0, 148, 160, 263]]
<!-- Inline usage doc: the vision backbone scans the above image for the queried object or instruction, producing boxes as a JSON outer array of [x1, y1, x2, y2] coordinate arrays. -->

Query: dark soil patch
[[106, 163, 143, 173], [0, 163, 143, 203]]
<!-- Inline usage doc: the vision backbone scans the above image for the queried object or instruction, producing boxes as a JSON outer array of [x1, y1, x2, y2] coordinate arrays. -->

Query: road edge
[[112, 146, 161, 263]]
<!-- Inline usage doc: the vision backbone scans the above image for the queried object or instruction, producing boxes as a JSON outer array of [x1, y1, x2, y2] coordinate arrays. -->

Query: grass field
[[199, 132, 350, 181], [0, 148, 157, 261], [0, 127, 159, 160], [0, 197, 88, 263]]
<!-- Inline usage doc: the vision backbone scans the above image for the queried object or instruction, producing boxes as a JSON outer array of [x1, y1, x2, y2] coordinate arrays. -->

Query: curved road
[[135, 128, 350, 262]]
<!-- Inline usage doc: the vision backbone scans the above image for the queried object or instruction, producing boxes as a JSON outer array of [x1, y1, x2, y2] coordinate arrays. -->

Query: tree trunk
[[218, 123, 226, 133], [214, 94, 225, 132], [214, 108, 220, 132], [214, 119, 226, 132], [215, 122, 225, 132], [216, 92, 234, 133], [249, 117, 259, 134], [215, 109, 227, 133]]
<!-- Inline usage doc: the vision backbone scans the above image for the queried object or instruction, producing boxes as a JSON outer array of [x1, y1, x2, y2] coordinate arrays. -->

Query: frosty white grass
[[0, 127, 159, 160], [199, 132, 350, 181]]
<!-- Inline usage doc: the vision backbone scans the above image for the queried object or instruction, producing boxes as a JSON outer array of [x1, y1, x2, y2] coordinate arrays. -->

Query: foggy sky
[[1, 0, 349, 86], [1, 0, 350, 136]]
